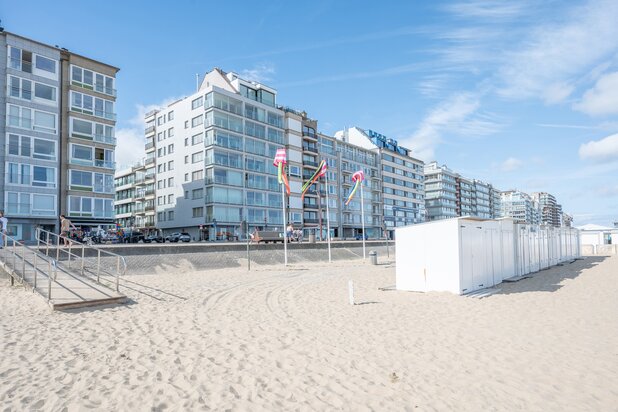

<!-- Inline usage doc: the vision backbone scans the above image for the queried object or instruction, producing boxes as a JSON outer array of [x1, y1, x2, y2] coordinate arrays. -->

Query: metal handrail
[[0, 233, 58, 302], [35, 228, 126, 292]]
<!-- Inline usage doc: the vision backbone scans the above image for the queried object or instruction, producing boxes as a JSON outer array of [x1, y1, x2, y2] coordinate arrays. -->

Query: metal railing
[[35, 228, 126, 292], [0, 233, 58, 302]]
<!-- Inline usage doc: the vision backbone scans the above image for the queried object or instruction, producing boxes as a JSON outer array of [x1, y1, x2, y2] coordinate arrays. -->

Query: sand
[[1, 255, 617, 411]]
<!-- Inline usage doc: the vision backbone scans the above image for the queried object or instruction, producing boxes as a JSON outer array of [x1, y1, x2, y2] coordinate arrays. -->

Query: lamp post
[[264, 217, 267, 231], [212, 218, 217, 242]]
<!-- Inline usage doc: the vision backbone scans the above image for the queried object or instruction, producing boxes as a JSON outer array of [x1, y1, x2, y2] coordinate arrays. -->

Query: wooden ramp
[[0, 244, 126, 310]]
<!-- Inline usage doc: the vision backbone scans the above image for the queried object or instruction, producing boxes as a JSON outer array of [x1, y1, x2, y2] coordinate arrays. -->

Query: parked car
[[143, 234, 164, 243], [355, 234, 368, 240], [179, 232, 191, 242], [165, 232, 191, 242], [123, 230, 145, 243]]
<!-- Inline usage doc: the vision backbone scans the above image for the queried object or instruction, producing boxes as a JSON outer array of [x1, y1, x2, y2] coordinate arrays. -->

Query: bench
[[252, 231, 284, 243]]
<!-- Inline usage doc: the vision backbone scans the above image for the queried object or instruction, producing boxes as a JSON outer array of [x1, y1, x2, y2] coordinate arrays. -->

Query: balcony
[[302, 144, 318, 153], [303, 218, 319, 224], [145, 141, 155, 151], [94, 134, 116, 145], [145, 126, 156, 135], [303, 203, 319, 209], [303, 160, 318, 168], [145, 157, 155, 166], [145, 204, 155, 212], [144, 173, 155, 181], [302, 131, 317, 140]]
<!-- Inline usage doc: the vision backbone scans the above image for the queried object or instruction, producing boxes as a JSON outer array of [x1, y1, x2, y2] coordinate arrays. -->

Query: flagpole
[[282, 180, 288, 267], [325, 169, 332, 263], [360, 179, 366, 259]]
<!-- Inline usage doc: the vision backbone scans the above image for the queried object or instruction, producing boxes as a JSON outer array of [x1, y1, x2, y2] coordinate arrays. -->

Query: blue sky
[[3, 0, 618, 226]]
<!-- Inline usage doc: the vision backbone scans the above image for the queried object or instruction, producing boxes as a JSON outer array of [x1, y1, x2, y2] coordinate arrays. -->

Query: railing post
[[116, 256, 120, 292], [21, 253, 26, 282], [97, 249, 101, 283], [12, 239, 16, 270], [68, 242, 72, 268], [56, 234, 60, 261], [46, 231, 50, 256], [33, 252, 38, 290], [81, 243, 85, 276], [48, 261, 52, 301]]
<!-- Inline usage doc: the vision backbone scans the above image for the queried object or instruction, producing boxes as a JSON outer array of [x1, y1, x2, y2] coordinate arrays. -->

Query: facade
[[336, 127, 425, 238], [424, 162, 501, 221], [531, 192, 562, 227], [1, 31, 118, 241]]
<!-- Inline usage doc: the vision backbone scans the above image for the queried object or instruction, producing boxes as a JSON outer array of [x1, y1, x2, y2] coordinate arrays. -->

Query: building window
[[167, 211, 174, 220], [192, 170, 204, 181], [167, 194, 173, 204], [192, 133, 204, 145], [168, 111, 174, 121], [168, 177, 174, 186], [168, 144, 174, 154], [168, 160, 174, 170], [192, 188, 204, 199], [192, 207, 204, 218], [192, 115, 203, 128], [191, 96, 203, 110], [192, 151, 204, 163]]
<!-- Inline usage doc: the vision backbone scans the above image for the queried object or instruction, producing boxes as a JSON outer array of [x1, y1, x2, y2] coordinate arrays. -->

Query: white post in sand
[[360, 179, 366, 260], [282, 182, 288, 267], [325, 170, 332, 263], [348, 279, 355, 305]]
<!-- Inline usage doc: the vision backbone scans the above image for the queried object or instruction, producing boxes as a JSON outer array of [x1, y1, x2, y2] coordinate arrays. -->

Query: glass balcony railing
[[69, 158, 115, 169]]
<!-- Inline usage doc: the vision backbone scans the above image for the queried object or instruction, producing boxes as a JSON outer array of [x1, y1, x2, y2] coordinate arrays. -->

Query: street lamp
[[264, 217, 267, 230], [212, 218, 217, 242]]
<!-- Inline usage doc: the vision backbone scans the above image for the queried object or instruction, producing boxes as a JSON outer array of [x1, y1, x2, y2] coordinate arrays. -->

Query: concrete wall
[[581, 244, 618, 256]]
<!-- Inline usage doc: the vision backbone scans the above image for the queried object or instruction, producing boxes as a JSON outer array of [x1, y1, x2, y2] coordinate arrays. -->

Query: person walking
[[0, 211, 7, 249], [286, 224, 294, 242], [60, 214, 77, 247]]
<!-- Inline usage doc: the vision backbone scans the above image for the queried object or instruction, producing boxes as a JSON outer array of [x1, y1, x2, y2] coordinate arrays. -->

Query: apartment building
[[531, 192, 562, 227], [500, 190, 540, 224], [1, 30, 118, 241], [424, 162, 501, 221], [134, 69, 289, 240], [116, 69, 388, 239], [336, 127, 424, 238], [424, 162, 458, 220]]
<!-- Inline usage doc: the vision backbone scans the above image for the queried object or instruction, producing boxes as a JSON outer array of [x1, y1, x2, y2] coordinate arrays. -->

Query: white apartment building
[[141, 68, 289, 240], [500, 190, 540, 224], [424, 162, 501, 221]]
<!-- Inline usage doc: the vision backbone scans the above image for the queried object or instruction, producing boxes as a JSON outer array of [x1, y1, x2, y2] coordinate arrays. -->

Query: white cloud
[[443, 1, 528, 20], [578, 133, 618, 162], [501, 157, 523, 172], [496, 0, 618, 103], [403, 93, 501, 160], [240, 63, 275, 83], [115, 128, 146, 170], [115, 96, 182, 170], [574, 71, 618, 116]]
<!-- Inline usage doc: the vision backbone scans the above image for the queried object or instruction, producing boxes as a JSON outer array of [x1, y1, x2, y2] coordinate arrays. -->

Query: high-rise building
[[424, 162, 501, 221], [336, 127, 425, 238], [2, 31, 118, 241], [531, 192, 562, 227], [500, 190, 541, 224]]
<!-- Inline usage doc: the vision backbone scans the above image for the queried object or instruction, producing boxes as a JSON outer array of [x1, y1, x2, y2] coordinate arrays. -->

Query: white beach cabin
[[396, 217, 580, 295]]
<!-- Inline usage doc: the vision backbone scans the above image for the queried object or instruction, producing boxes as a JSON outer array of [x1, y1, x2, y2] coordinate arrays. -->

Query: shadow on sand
[[495, 256, 608, 296]]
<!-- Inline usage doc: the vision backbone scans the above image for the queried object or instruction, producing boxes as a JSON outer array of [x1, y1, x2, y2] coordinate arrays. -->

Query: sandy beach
[[1, 255, 617, 411]]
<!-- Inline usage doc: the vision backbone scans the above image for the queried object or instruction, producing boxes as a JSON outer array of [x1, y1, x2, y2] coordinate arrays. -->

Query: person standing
[[0, 211, 7, 248], [60, 214, 77, 246], [286, 224, 294, 242]]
